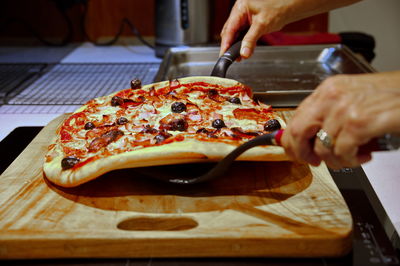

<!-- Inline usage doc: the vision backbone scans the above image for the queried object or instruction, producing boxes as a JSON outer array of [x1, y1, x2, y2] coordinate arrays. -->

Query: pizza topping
[[232, 108, 272, 123], [120, 98, 145, 108], [154, 131, 172, 144], [208, 89, 226, 102], [142, 125, 158, 134], [159, 113, 189, 132], [130, 78, 142, 89], [171, 102, 187, 113], [196, 128, 218, 138], [111, 96, 124, 106], [88, 129, 124, 152], [117, 117, 129, 125], [207, 133, 218, 139], [169, 119, 188, 131], [60, 129, 72, 143], [231, 127, 262, 138], [212, 119, 226, 129], [264, 119, 281, 132], [61, 156, 80, 170], [54, 79, 282, 173], [169, 79, 180, 90], [228, 97, 241, 104], [84, 122, 95, 130], [196, 128, 210, 134]]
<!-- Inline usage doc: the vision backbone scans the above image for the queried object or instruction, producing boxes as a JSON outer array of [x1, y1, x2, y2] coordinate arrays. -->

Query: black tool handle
[[211, 41, 242, 78], [359, 134, 400, 154]]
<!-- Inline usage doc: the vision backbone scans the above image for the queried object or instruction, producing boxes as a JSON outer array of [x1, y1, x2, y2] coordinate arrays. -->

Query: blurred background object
[[0, 0, 399, 69], [154, 0, 210, 58], [329, 0, 400, 71], [0, 0, 329, 49]]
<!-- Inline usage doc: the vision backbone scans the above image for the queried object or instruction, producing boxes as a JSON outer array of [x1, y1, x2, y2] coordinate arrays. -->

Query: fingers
[[286, 76, 374, 169], [283, 122, 321, 166], [313, 98, 347, 169], [281, 93, 325, 166], [220, 20, 242, 57], [219, 2, 248, 56], [220, 0, 272, 58], [240, 20, 266, 59], [281, 70, 400, 169]]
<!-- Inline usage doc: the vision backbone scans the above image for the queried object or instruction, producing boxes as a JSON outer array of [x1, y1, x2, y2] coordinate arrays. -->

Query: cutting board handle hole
[[117, 216, 198, 231]]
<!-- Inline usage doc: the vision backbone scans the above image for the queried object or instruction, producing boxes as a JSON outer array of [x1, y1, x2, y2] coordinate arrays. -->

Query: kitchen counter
[[0, 43, 399, 263]]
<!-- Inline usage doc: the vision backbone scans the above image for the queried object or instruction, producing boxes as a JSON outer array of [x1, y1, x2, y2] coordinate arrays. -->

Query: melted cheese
[[61, 81, 277, 161]]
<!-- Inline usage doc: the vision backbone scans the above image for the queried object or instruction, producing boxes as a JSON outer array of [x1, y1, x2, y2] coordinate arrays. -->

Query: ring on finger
[[316, 129, 335, 149]]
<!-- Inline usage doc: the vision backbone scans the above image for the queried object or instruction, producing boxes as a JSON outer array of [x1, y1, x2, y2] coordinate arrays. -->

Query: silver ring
[[316, 129, 335, 149]]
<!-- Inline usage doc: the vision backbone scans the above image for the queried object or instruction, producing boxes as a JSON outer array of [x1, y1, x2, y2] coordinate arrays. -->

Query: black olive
[[111, 96, 124, 106], [208, 89, 218, 97], [61, 156, 80, 170], [212, 119, 226, 129], [264, 119, 281, 131], [170, 119, 188, 131], [117, 117, 128, 125], [171, 102, 186, 113], [228, 97, 241, 104], [130, 78, 141, 89], [84, 122, 95, 130]]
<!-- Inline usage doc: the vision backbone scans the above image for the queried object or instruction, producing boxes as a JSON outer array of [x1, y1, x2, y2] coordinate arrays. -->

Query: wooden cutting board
[[0, 112, 352, 259]]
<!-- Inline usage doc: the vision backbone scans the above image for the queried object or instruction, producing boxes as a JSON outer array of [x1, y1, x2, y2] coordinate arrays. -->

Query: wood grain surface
[[0, 112, 352, 259]]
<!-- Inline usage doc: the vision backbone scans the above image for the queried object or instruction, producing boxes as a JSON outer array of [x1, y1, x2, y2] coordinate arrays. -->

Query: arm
[[281, 71, 400, 169], [220, 0, 362, 58]]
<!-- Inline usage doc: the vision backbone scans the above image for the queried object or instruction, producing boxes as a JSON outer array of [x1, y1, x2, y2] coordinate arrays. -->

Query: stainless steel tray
[[155, 44, 375, 107]]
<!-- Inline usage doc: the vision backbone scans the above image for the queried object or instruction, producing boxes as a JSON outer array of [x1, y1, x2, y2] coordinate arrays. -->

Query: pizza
[[44, 76, 289, 187]]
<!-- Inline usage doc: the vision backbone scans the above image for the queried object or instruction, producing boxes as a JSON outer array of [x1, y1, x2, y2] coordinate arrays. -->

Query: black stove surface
[[1, 127, 399, 266]]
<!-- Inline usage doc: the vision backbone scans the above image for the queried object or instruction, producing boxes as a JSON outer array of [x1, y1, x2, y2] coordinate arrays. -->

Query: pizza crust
[[44, 137, 288, 187], [43, 76, 289, 187]]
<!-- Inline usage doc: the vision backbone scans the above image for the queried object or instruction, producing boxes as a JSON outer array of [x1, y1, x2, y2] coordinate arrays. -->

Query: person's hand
[[219, 0, 361, 59], [281, 71, 400, 169], [220, 0, 291, 59]]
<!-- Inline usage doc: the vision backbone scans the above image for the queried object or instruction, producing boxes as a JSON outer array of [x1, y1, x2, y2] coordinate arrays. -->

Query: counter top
[[0, 43, 399, 239]]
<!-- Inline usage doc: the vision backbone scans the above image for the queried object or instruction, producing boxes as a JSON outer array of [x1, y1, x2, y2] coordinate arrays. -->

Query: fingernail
[[241, 46, 251, 58]]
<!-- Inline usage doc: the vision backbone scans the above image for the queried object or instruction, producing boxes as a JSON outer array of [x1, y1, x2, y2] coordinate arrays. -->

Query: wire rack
[[5, 63, 160, 105], [0, 63, 45, 101]]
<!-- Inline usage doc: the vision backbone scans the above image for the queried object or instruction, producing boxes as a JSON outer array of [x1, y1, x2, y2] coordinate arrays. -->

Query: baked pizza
[[44, 76, 289, 187]]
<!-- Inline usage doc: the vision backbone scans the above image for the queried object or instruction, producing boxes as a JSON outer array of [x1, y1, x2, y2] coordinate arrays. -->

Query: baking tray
[[155, 45, 375, 107]]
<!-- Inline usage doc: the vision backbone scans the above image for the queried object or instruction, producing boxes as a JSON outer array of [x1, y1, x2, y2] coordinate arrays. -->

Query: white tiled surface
[[362, 151, 400, 233], [0, 113, 59, 139], [61, 43, 162, 63]]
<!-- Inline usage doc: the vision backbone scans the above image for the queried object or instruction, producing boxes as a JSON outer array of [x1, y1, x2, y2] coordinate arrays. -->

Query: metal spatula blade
[[132, 130, 283, 185]]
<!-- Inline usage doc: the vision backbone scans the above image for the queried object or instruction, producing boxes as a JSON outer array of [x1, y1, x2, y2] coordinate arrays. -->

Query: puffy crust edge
[[44, 139, 289, 187], [43, 76, 286, 187]]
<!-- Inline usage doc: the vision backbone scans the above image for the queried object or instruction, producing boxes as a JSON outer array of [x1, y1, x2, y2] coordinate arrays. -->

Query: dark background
[[0, 0, 328, 46]]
